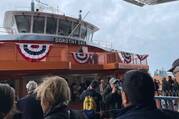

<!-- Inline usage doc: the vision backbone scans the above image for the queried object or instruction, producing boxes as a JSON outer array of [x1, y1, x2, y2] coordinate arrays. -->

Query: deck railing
[[155, 96, 179, 112], [101, 52, 148, 65], [71, 52, 148, 65], [0, 27, 15, 34]]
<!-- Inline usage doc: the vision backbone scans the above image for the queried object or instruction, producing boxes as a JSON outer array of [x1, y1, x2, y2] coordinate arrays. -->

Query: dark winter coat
[[115, 103, 179, 119], [16, 93, 43, 119], [44, 104, 86, 119], [44, 104, 68, 119], [103, 85, 122, 110]]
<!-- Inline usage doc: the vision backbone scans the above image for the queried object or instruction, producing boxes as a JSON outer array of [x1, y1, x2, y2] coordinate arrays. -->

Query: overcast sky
[[0, 0, 179, 75]]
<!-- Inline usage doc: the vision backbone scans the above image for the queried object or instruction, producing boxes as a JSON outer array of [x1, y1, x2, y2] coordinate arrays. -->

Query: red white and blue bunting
[[72, 52, 90, 64], [120, 52, 132, 64], [136, 54, 148, 62], [118, 51, 148, 64], [16, 43, 51, 61]]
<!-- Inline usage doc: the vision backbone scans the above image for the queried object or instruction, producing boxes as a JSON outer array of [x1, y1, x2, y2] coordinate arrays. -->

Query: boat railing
[[117, 51, 148, 65], [88, 96, 179, 119], [155, 96, 179, 112], [85, 41, 148, 65], [44, 52, 147, 65], [72, 52, 148, 65], [0, 27, 14, 34], [88, 40, 112, 49], [99, 52, 148, 65], [6, 5, 61, 14]]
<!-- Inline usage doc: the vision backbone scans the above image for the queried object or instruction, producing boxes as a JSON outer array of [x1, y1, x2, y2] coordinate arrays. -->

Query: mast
[[31, 0, 35, 11]]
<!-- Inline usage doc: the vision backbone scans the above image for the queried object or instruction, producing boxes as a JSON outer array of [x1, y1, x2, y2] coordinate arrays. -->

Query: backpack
[[83, 96, 97, 119], [83, 96, 96, 110]]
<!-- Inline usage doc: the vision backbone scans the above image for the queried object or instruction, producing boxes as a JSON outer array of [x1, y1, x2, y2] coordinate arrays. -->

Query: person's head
[[169, 58, 179, 83], [168, 76, 172, 80], [121, 70, 155, 107], [0, 83, 15, 118], [89, 80, 99, 89], [26, 80, 37, 94], [109, 77, 118, 88], [100, 79, 104, 84], [163, 77, 166, 81], [36, 76, 71, 113]]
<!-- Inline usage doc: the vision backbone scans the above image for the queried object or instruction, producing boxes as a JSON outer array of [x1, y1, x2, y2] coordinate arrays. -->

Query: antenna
[[31, 0, 35, 11], [79, 10, 82, 20], [58, 0, 62, 13], [68, 11, 90, 38], [57, 5, 59, 13], [35, 0, 48, 6], [34, 0, 61, 13]]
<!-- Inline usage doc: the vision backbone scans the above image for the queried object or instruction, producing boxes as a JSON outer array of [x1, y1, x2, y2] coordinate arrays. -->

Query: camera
[[113, 80, 122, 91], [109, 77, 122, 92]]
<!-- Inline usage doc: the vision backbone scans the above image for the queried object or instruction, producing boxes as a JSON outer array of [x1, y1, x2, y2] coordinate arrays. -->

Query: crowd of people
[[161, 76, 179, 96], [0, 70, 179, 119], [153, 76, 179, 96]]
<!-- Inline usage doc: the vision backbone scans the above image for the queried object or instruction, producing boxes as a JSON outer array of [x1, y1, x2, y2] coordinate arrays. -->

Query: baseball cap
[[109, 77, 118, 85], [168, 58, 179, 72]]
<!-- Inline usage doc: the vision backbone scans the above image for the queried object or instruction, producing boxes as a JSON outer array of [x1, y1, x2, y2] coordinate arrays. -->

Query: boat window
[[33, 16, 45, 33], [46, 17, 57, 34], [86, 28, 93, 41], [80, 24, 87, 39], [58, 19, 72, 36], [72, 22, 80, 37], [15, 15, 31, 33]]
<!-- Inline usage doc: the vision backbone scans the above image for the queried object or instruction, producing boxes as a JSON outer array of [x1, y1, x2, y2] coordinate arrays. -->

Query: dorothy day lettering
[[54, 37, 86, 45]]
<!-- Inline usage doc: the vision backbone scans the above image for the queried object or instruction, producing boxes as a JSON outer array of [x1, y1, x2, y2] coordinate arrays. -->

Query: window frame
[[15, 15, 32, 33], [46, 16, 58, 35], [32, 15, 46, 34]]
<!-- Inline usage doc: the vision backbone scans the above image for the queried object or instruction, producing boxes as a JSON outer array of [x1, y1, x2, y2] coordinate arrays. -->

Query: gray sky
[[0, 0, 179, 74]]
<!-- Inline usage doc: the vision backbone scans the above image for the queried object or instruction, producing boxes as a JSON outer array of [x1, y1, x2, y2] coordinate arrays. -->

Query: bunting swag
[[136, 54, 148, 61], [72, 52, 90, 64], [121, 52, 132, 63], [16, 43, 51, 61]]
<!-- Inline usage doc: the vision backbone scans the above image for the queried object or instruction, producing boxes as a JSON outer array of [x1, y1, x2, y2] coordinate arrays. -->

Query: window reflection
[[46, 17, 57, 34], [72, 22, 80, 37], [86, 27, 93, 41], [15, 15, 31, 33], [33, 16, 45, 33], [81, 24, 87, 39], [58, 20, 72, 36]]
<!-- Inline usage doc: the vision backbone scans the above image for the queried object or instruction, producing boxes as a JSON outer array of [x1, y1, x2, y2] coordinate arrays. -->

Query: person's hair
[[26, 80, 37, 94], [90, 80, 99, 89], [168, 76, 172, 80], [163, 77, 166, 80], [36, 76, 71, 106], [0, 83, 15, 117], [122, 70, 155, 105]]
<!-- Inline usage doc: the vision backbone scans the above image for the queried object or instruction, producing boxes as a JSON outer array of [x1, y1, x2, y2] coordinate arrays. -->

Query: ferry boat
[[0, 1, 149, 97]]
